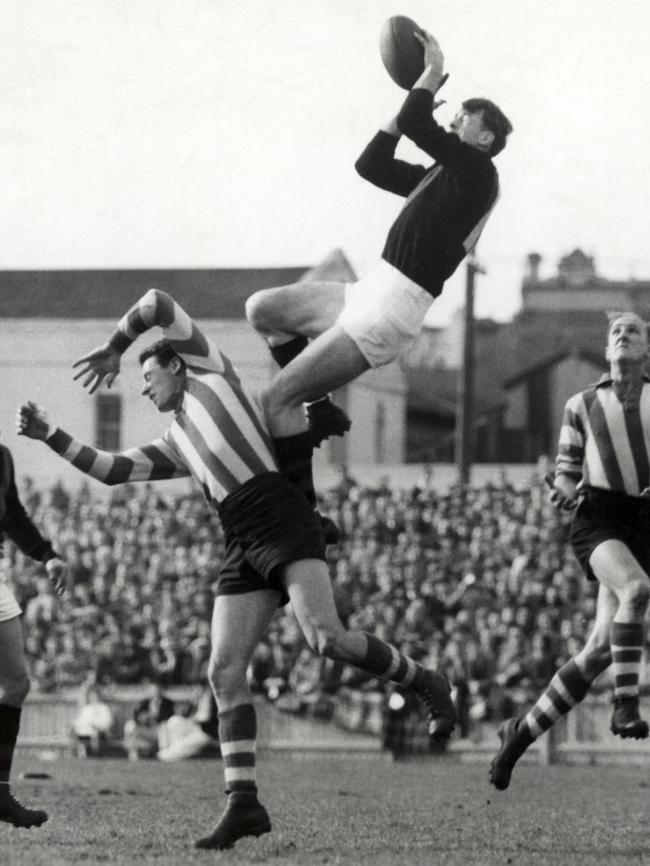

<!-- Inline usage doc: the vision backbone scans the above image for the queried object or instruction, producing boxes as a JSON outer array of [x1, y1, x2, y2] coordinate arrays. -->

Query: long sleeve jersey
[[46, 290, 278, 510], [555, 375, 650, 496], [355, 89, 500, 297], [0, 445, 56, 562]]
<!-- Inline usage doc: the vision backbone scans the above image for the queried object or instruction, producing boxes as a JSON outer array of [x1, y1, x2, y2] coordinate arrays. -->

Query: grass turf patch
[[3, 752, 650, 865]]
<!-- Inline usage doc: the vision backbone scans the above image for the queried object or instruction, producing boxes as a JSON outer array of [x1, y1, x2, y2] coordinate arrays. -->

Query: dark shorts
[[570, 486, 650, 580], [215, 472, 327, 606]]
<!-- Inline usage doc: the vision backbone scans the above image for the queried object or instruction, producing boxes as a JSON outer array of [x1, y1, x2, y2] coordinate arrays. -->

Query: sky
[[2, 0, 650, 324]]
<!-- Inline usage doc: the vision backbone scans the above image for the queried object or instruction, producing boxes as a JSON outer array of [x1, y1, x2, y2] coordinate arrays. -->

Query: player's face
[[450, 108, 491, 150], [141, 357, 184, 412], [606, 315, 649, 364]]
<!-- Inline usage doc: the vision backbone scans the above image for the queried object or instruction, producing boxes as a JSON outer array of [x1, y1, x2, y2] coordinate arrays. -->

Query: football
[[379, 15, 443, 90], [379, 15, 425, 90]]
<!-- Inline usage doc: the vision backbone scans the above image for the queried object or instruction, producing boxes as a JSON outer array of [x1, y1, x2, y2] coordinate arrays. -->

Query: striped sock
[[218, 704, 257, 795], [272, 433, 316, 507], [523, 660, 591, 740], [611, 622, 644, 699], [269, 337, 308, 369], [0, 704, 21, 784], [361, 634, 429, 688]]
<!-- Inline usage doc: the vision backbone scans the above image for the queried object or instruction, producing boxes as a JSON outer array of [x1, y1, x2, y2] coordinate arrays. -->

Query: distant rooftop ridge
[[0, 250, 358, 320]]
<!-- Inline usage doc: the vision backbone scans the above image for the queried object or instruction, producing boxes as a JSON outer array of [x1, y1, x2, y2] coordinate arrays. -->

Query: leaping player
[[245, 31, 512, 454], [17, 288, 456, 851]]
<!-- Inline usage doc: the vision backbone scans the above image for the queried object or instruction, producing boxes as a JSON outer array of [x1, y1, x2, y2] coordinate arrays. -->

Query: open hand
[[72, 342, 121, 394], [16, 402, 51, 441], [413, 31, 447, 106], [413, 29, 444, 69]]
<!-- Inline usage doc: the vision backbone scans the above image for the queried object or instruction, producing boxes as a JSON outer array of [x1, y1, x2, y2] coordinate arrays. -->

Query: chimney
[[527, 252, 541, 283]]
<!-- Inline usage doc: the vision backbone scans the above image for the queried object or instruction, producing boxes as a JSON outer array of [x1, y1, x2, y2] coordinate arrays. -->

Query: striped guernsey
[[46, 289, 277, 507], [555, 374, 650, 496]]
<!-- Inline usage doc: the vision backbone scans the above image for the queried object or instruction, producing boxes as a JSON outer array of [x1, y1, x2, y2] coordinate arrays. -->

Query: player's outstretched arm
[[16, 402, 189, 485], [412, 31, 446, 99], [108, 289, 226, 374], [72, 289, 227, 397], [396, 34, 482, 170]]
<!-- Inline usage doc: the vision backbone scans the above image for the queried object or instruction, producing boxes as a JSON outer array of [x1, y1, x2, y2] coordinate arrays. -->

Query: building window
[[96, 393, 122, 451]]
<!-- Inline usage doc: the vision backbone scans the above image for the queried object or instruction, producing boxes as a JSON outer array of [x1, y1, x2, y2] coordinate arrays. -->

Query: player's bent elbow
[[354, 157, 369, 178], [142, 287, 162, 305], [142, 287, 174, 315], [354, 156, 380, 183], [244, 290, 268, 331]]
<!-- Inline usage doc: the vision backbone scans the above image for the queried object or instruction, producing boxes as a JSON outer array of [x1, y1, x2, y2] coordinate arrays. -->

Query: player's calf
[[195, 792, 271, 850]]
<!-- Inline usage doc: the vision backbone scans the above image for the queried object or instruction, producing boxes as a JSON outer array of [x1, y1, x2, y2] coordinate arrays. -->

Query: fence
[[18, 690, 650, 766]]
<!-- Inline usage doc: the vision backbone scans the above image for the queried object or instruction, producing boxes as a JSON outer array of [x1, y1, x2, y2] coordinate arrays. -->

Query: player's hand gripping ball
[[379, 15, 442, 89]]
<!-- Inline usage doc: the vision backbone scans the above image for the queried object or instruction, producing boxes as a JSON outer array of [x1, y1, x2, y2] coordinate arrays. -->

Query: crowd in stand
[[8, 468, 608, 734]]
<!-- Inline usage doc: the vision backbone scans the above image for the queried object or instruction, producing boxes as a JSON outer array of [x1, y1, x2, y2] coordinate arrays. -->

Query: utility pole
[[455, 251, 485, 485]]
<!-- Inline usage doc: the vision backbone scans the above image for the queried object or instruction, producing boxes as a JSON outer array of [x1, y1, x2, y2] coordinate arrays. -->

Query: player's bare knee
[[207, 652, 245, 700], [621, 577, 650, 615], [245, 290, 271, 333], [260, 386, 279, 427]]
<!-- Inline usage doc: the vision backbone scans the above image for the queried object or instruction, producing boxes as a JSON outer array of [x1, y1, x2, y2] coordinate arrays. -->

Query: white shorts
[[0, 582, 21, 622], [336, 260, 434, 368]]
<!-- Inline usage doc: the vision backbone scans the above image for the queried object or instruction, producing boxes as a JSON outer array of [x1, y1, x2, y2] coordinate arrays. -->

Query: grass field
[[3, 751, 650, 866]]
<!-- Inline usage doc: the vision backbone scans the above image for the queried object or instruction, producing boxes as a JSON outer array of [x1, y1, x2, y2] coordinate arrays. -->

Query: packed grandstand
[[9, 469, 613, 739]]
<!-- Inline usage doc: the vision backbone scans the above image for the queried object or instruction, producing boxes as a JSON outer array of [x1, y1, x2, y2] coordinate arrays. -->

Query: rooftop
[[0, 267, 309, 319]]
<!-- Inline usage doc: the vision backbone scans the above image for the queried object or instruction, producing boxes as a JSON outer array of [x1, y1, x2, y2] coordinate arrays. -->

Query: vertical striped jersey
[[555, 375, 650, 496], [47, 290, 278, 509]]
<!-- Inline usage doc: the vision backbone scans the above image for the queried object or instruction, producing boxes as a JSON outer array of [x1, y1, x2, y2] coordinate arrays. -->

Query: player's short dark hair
[[463, 98, 513, 157], [138, 339, 185, 369]]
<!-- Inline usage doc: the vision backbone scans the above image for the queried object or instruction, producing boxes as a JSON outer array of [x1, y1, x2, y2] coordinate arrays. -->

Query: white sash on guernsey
[[463, 187, 500, 254], [401, 164, 500, 257], [402, 165, 442, 209]]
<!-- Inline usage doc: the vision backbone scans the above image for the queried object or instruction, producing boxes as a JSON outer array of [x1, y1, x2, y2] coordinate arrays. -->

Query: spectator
[[123, 682, 176, 760], [71, 684, 115, 757], [157, 687, 219, 762]]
